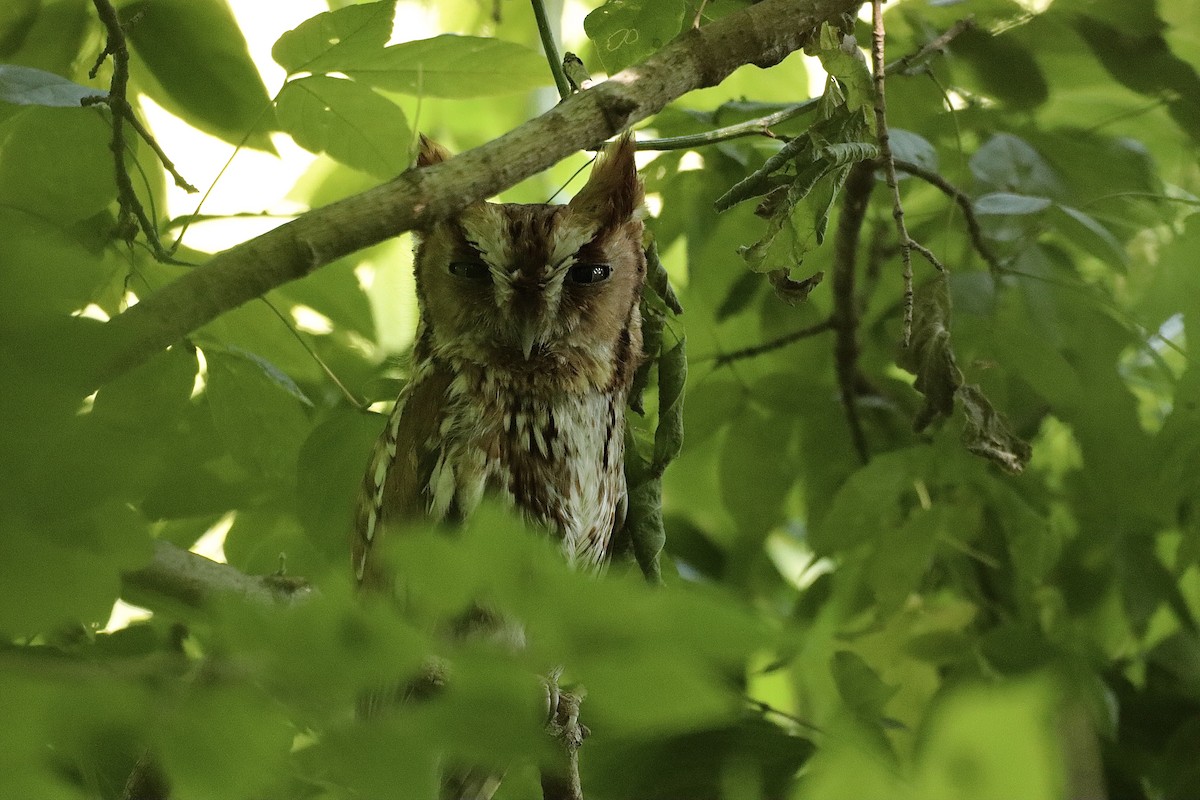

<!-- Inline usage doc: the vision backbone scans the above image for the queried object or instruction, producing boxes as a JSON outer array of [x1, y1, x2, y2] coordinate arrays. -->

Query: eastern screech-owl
[[353, 135, 646, 587]]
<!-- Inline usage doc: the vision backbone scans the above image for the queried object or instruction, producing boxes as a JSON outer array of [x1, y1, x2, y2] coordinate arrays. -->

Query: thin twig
[[532, 0, 572, 101], [636, 18, 974, 152], [832, 161, 875, 464], [692, 0, 710, 29], [872, 0, 919, 348], [711, 318, 834, 366], [259, 297, 365, 409], [121, 109, 197, 192], [89, 0, 196, 262], [909, 238, 947, 273], [169, 98, 276, 255], [890, 157, 1001, 273]]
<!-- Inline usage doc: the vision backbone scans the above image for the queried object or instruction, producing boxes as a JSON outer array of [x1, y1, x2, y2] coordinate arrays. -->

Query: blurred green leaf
[[204, 348, 311, 480], [915, 679, 1062, 800], [1048, 203, 1129, 271], [973, 192, 1052, 216], [335, 35, 549, 97], [0, 106, 114, 222], [970, 133, 1063, 197], [953, 25, 1049, 110], [832, 650, 898, 720]]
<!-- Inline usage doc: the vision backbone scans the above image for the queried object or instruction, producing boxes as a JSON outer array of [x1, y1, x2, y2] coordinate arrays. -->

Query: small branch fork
[[87, 0, 196, 260]]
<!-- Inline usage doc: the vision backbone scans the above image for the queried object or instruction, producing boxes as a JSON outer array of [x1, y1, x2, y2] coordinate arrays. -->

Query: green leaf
[[297, 408, 386, 555], [0, 64, 96, 106], [653, 337, 687, 472], [92, 344, 198, 433], [969, 133, 1063, 197], [889, 128, 938, 176], [1072, 15, 1200, 142], [1, 0, 90, 76], [583, 0, 687, 74], [272, 0, 396, 75], [1049, 203, 1129, 271], [810, 23, 875, 128], [0, 502, 151, 635], [645, 238, 684, 315], [204, 348, 311, 480], [811, 447, 932, 555], [276, 76, 410, 178], [832, 650, 899, 719], [0, 106, 115, 222], [916, 680, 1062, 800], [335, 35, 549, 97], [740, 165, 850, 273], [973, 192, 1052, 216], [953, 24, 1049, 110], [626, 475, 666, 584], [0, 0, 39, 58], [719, 409, 795, 538], [156, 686, 293, 800], [0, 210, 110, 320], [120, 0, 276, 152]]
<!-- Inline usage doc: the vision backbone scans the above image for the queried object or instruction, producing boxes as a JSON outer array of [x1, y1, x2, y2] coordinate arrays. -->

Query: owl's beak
[[519, 320, 539, 360]]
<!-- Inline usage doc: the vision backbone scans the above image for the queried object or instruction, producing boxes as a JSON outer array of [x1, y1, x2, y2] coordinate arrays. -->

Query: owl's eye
[[566, 263, 612, 285], [449, 261, 491, 283]]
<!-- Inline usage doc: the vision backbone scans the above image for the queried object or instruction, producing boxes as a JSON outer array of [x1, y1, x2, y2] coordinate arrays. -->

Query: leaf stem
[[531, 0, 572, 102]]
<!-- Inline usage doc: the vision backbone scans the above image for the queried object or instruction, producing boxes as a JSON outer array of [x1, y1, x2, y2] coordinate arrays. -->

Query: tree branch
[[122, 540, 313, 610], [890, 157, 1002, 274], [833, 161, 876, 464], [88, 0, 195, 262], [531, 0, 572, 101], [711, 318, 834, 366], [635, 17, 974, 152], [92, 0, 864, 387]]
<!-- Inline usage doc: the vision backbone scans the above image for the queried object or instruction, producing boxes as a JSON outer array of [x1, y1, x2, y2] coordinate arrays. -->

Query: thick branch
[[122, 540, 313, 610], [93, 0, 863, 386]]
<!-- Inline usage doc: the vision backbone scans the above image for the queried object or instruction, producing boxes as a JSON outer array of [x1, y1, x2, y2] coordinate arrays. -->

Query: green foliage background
[[2, 0, 1199, 798]]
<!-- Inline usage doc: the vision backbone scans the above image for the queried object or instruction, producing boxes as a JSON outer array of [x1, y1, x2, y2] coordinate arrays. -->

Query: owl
[[353, 134, 646, 588]]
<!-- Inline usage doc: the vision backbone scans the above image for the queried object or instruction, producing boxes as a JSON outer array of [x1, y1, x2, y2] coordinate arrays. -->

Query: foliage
[[2, 0, 1200, 798]]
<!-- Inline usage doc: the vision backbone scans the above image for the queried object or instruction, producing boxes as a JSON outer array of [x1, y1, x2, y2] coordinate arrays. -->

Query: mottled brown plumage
[[354, 135, 646, 588]]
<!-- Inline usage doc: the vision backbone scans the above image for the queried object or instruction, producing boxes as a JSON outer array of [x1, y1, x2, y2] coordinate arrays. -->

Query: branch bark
[[122, 540, 313, 610], [92, 0, 863, 386], [832, 161, 876, 465]]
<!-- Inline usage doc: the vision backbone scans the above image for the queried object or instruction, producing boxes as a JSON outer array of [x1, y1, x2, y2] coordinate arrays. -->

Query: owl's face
[[413, 137, 646, 392]]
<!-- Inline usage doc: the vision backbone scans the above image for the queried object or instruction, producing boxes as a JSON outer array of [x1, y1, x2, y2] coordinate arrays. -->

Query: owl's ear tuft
[[416, 134, 451, 167], [568, 133, 643, 226]]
